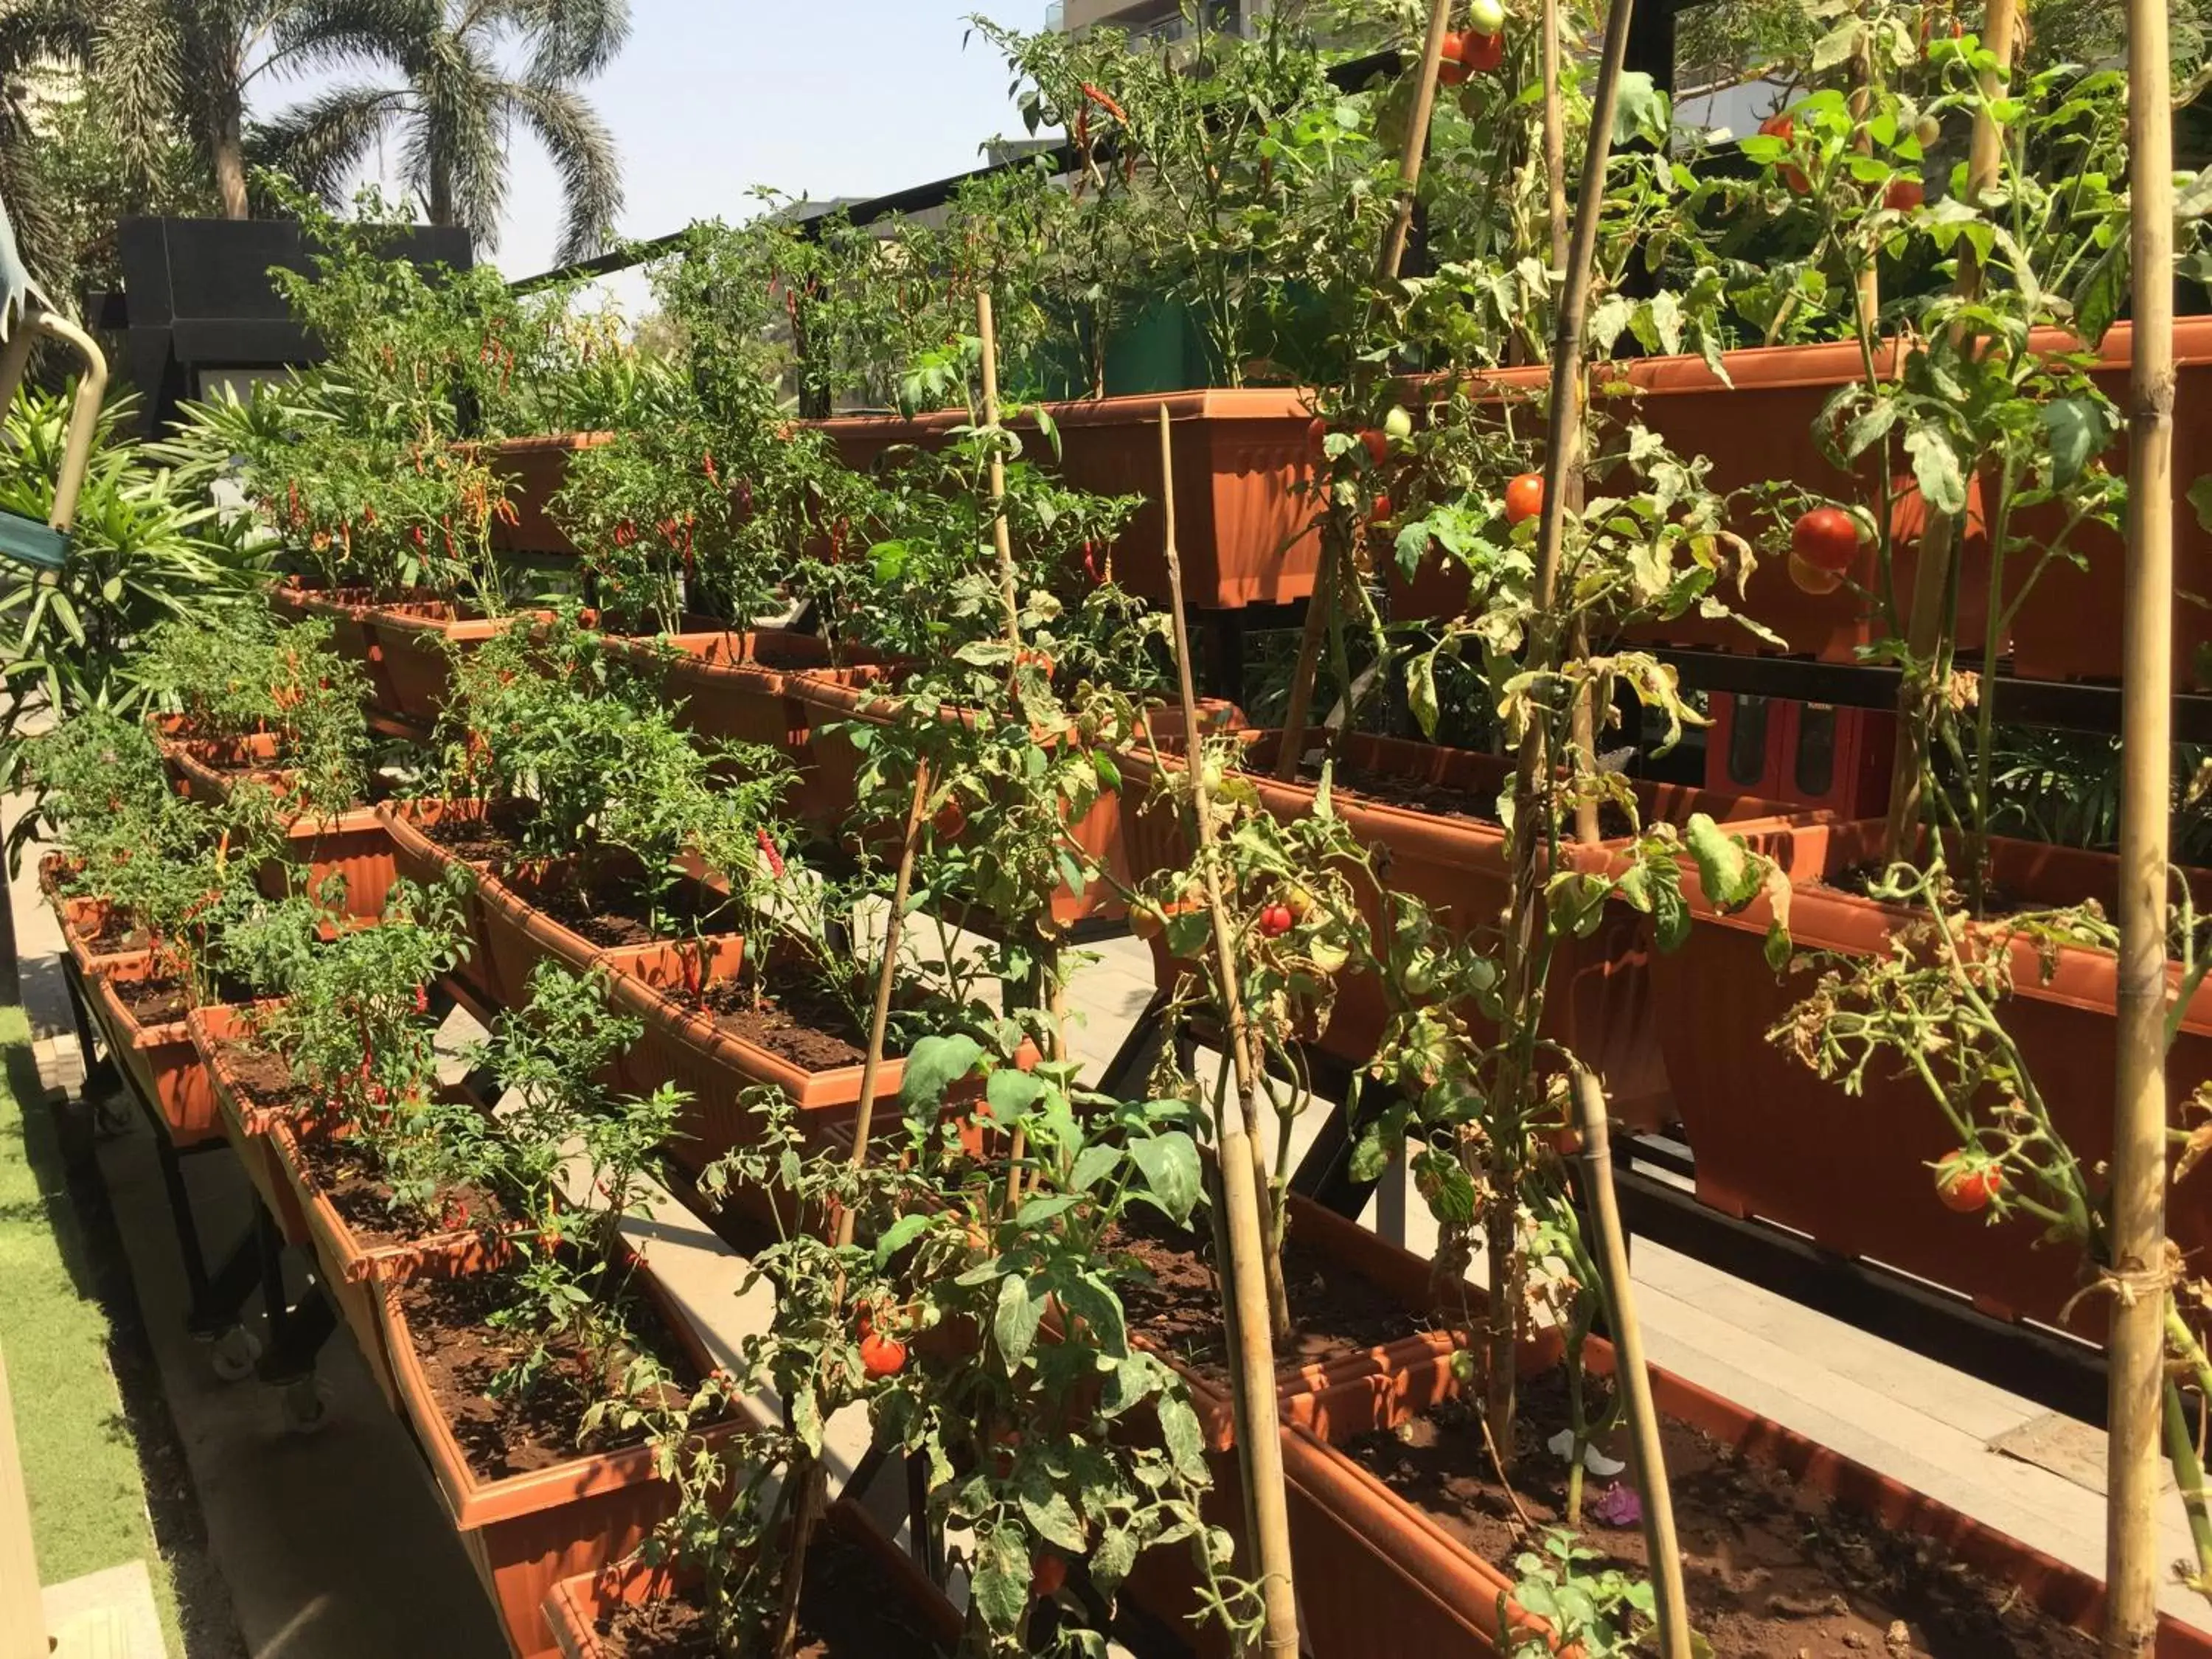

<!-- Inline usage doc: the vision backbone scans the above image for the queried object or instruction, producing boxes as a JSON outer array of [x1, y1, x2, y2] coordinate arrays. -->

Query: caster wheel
[[93, 1096, 132, 1138], [209, 1325, 262, 1382], [280, 1377, 329, 1436]]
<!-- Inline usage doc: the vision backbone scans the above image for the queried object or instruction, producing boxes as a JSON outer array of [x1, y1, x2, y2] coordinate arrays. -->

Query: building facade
[[1048, 0, 1264, 41]]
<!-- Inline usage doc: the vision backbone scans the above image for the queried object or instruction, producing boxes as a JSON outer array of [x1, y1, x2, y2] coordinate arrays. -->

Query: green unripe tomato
[[1382, 406, 1414, 442], [1466, 0, 1506, 33]]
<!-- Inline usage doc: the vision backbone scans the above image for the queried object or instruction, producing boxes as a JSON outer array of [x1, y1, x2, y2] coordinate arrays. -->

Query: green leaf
[[1684, 813, 1761, 908], [1903, 424, 1967, 517], [972, 1526, 1030, 1633], [2074, 237, 2129, 348], [1158, 1389, 1209, 1480], [995, 1272, 1046, 1367], [986, 1067, 1047, 1120], [1408, 647, 1440, 740], [2188, 476, 2212, 535], [1019, 1473, 1089, 1552], [2042, 397, 2112, 488], [874, 1212, 932, 1265], [899, 1033, 984, 1114], [1610, 72, 1669, 149], [1091, 1524, 1137, 1591], [1070, 1142, 1121, 1192], [1129, 1132, 1202, 1224]]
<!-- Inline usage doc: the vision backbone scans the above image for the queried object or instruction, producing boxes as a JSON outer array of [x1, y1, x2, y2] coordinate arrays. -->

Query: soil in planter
[[108, 974, 244, 1027], [692, 975, 876, 1072], [417, 799, 541, 866], [594, 1529, 947, 1658], [1344, 1376, 2096, 1658], [289, 1126, 504, 1255], [397, 1261, 707, 1481], [507, 866, 740, 951], [215, 1039, 313, 1118], [76, 909, 146, 956], [1106, 1208, 1426, 1389]]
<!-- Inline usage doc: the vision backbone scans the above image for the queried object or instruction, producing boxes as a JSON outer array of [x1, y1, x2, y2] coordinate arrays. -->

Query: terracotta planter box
[[376, 799, 503, 1001], [1139, 1332, 2212, 1659], [813, 388, 1321, 611], [1116, 731, 1811, 1127], [1386, 337, 1995, 665], [597, 627, 837, 754], [538, 1498, 961, 1659], [268, 580, 386, 700], [1649, 818, 2212, 1332], [1149, 1192, 1482, 1453], [483, 432, 611, 557], [163, 744, 398, 922], [2003, 317, 2212, 686], [361, 601, 547, 728], [469, 855, 740, 1016], [44, 857, 139, 974], [188, 1004, 310, 1248], [271, 1118, 509, 1411], [83, 954, 221, 1149], [148, 714, 283, 783], [383, 1244, 745, 1659]]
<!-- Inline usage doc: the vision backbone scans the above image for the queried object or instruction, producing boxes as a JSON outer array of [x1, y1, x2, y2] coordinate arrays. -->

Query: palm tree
[[93, 1, 304, 220], [257, 0, 627, 262], [0, 1, 97, 282]]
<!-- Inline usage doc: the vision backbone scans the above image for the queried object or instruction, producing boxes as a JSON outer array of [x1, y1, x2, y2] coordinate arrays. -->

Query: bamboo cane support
[[1880, 0, 2017, 858], [1273, 0, 1457, 782], [1572, 1070, 1691, 1659], [1160, 406, 1301, 1658], [976, 291, 1024, 650], [2104, 0, 2177, 1646]]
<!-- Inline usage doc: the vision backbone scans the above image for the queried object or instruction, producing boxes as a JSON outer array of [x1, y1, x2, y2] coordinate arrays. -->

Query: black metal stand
[[252, 1206, 336, 1385]]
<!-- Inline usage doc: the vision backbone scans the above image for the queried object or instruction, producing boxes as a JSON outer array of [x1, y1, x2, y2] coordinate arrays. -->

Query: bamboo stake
[[1160, 406, 1301, 1658], [1542, 0, 1603, 847], [2104, 0, 2177, 1644], [1572, 1071, 1691, 1659], [1484, 0, 1640, 1461], [1879, 0, 2017, 859], [1274, 0, 1457, 782], [977, 291, 1023, 649]]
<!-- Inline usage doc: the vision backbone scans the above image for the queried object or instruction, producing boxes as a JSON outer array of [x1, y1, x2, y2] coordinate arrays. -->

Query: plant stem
[[1156, 406, 1300, 1658], [2107, 0, 2177, 1641]]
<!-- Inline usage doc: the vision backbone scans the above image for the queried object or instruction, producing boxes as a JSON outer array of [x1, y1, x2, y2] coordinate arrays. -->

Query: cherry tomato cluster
[[1438, 1, 1507, 84]]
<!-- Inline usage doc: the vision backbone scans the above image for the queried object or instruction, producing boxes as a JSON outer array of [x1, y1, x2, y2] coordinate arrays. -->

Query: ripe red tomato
[[1438, 50, 1472, 87], [860, 1329, 908, 1378], [1792, 505, 1865, 573], [1504, 471, 1544, 525], [1759, 113, 1810, 194], [1937, 1158, 2002, 1214], [1360, 428, 1390, 467], [1458, 29, 1505, 71], [1306, 416, 1329, 464], [933, 798, 968, 839], [1370, 492, 1394, 523], [1885, 176, 1924, 212], [1259, 903, 1295, 938], [1031, 1554, 1068, 1599]]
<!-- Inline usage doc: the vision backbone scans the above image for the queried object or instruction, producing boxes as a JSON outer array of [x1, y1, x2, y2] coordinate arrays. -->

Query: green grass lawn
[[0, 1004, 185, 1654]]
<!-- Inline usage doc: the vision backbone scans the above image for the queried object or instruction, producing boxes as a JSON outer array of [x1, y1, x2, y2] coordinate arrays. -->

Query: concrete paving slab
[[42, 1561, 164, 1659]]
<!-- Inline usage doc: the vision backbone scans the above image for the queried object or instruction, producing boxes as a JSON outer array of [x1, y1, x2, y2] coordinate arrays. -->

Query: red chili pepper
[[703, 450, 719, 487], [757, 827, 785, 880], [414, 984, 429, 1015]]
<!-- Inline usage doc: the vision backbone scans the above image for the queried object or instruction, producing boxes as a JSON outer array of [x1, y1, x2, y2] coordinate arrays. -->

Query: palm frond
[[251, 83, 407, 204], [504, 76, 620, 262]]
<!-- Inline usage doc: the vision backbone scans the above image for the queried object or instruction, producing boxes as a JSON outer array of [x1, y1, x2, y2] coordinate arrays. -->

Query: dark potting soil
[[417, 799, 540, 866], [1343, 1377, 2098, 1659], [695, 975, 872, 1072], [1107, 1209, 1425, 1389], [594, 1529, 947, 1658], [397, 1261, 704, 1481], [288, 1125, 501, 1253], [505, 865, 738, 950], [214, 1040, 313, 1119], [108, 975, 194, 1026], [80, 909, 146, 955]]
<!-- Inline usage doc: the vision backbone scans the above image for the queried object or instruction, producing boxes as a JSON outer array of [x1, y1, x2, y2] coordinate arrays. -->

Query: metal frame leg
[[60, 956, 116, 1093], [254, 1206, 336, 1385]]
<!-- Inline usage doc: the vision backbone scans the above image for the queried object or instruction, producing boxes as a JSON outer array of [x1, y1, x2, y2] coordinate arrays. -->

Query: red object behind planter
[[813, 388, 1322, 611], [1117, 731, 1814, 1128], [482, 433, 612, 557], [538, 1500, 963, 1659], [1651, 818, 2212, 1333], [189, 1004, 310, 1248], [382, 1245, 750, 1659], [83, 955, 221, 1149], [271, 1118, 509, 1411]]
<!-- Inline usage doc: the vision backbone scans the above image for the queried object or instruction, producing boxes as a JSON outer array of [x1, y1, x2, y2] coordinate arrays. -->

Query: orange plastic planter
[[813, 388, 1323, 611], [482, 432, 612, 557], [382, 1244, 749, 1659], [83, 955, 221, 1149], [162, 743, 398, 921], [1649, 818, 2212, 1334], [188, 1004, 310, 1248]]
